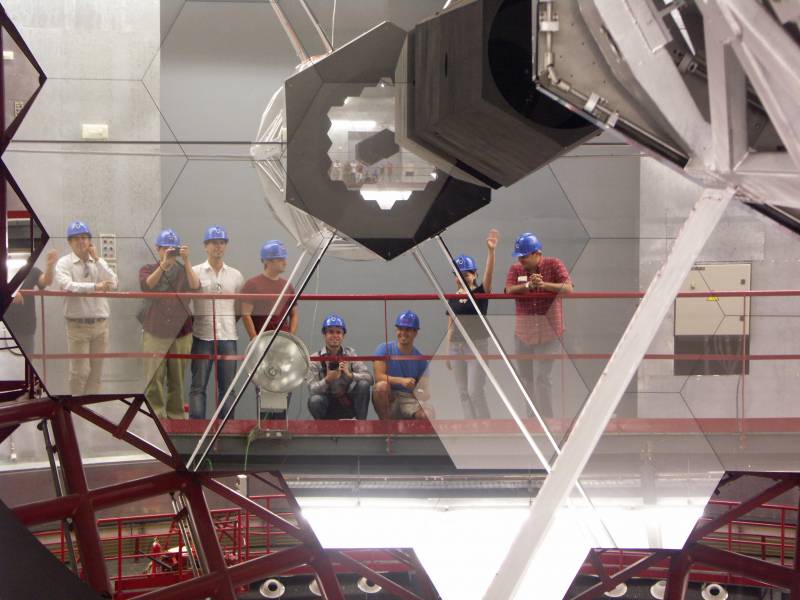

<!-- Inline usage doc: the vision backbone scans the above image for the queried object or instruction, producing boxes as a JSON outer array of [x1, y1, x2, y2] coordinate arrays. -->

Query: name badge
[[517, 275, 528, 284]]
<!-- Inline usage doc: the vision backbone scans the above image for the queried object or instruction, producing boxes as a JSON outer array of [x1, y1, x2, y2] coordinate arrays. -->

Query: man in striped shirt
[[504, 232, 573, 418]]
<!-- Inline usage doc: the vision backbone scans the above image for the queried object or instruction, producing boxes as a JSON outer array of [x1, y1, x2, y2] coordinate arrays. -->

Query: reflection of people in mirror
[[241, 239, 298, 421], [6, 248, 57, 354], [189, 225, 243, 419], [504, 232, 573, 418], [55, 221, 118, 396], [373, 310, 431, 420], [307, 314, 372, 420], [139, 228, 199, 419], [446, 229, 497, 419]]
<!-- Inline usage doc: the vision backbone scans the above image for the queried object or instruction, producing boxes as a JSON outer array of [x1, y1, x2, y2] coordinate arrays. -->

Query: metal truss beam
[[488, 187, 733, 600], [689, 476, 800, 543], [0, 396, 55, 425], [714, 0, 800, 173], [698, 0, 747, 173], [202, 476, 310, 542], [588, 0, 711, 160], [569, 551, 673, 600], [70, 402, 180, 468], [664, 553, 692, 600], [13, 471, 188, 526], [328, 550, 425, 600], [49, 405, 111, 596], [182, 483, 237, 600], [689, 543, 794, 588]]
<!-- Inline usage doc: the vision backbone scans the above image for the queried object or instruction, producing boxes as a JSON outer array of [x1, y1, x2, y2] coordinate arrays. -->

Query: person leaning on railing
[[306, 314, 372, 420], [54, 220, 118, 396], [139, 228, 200, 420], [504, 232, 573, 419]]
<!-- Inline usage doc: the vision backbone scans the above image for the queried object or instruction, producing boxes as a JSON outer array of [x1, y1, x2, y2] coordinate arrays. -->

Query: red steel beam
[[0, 396, 56, 426], [311, 554, 346, 600], [13, 493, 81, 526], [329, 550, 424, 600], [664, 553, 691, 600], [182, 482, 237, 600], [690, 477, 800, 542], [226, 544, 315, 585], [272, 472, 345, 599], [70, 403, 179, 468], [568, 551, 672, 600], [201, 477, 310, 543], [588, 550, 611, 586], [49, 405, 111, 596], [689, 543, 794, 588], [14, 471, 187, 526], [115, 396, 144, 436], [128, 545, 316, 600]]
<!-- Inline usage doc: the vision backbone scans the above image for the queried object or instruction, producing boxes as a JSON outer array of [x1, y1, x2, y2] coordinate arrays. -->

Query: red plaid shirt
[[505, 258, 572, 345]]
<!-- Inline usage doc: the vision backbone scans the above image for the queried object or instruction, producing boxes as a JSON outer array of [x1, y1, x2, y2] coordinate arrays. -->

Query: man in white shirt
[[189, 226, 244, 419], [54, 221, 118, 396]]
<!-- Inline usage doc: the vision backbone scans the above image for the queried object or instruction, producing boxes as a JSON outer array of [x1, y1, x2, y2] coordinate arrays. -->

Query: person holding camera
[[306, 314, 372, 420], [55, 220, 118, 396], [138, 228, 200, 419], [504, 232, 573, 418]]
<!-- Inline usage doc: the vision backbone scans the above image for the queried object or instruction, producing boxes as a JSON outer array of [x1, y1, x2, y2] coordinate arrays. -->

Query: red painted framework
[[1, 395, 441, 600], [569, 474, 800, 600]]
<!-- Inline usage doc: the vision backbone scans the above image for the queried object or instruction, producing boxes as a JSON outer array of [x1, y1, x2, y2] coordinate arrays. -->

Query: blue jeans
[[308, 379, 370, 420], [189, 337, 237, 419]]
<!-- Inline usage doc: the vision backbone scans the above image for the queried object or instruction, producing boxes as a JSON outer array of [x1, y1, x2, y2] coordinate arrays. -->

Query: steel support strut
[[49, 404, 111, 596], [487, 187, 733, 600], [182, 482, 237, 600], [664, 553, 691, 600]]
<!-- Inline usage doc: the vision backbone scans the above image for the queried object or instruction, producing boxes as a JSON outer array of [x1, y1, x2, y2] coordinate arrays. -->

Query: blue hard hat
[[203, 225, 229, 243], [261, 239, 288, 261], [321, 313, 347, 334], [395, 310, 420, 330], [154, 228, 181, 248], [512, 232, 542, 257], [454, 254, 478, 273], [66, 220, 91, 239]]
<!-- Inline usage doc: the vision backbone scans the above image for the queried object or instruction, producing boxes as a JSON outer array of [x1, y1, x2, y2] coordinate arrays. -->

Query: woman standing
[[446, 229, 498, 419]]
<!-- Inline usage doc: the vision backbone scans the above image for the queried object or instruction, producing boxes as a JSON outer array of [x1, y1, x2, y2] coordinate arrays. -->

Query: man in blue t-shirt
[[372, 310, 430, 420]]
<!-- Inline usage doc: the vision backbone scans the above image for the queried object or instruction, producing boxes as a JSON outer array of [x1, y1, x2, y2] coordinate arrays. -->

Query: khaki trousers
[[143, 331, 192, 419], [66, 319, 109, 396]]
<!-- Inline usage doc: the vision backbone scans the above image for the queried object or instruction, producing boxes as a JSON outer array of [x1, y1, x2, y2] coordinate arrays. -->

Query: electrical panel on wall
[[99, 234, 116, 274], [674, 263, 751, 376]]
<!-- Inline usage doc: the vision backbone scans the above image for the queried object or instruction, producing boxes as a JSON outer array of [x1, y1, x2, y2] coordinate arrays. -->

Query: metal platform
[[162, 418, 800, 476]]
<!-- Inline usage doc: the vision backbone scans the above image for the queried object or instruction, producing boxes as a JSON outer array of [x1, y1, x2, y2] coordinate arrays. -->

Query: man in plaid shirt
[[505, 232, 573, 418]]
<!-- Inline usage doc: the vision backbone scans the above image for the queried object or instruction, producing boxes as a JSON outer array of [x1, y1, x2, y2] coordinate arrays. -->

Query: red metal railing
[[14, 287, 800, 429]]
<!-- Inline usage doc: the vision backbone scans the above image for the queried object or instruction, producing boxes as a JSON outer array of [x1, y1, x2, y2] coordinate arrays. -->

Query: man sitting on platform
[[372, 310, 431, 420], [306, 314, 372, 420]]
